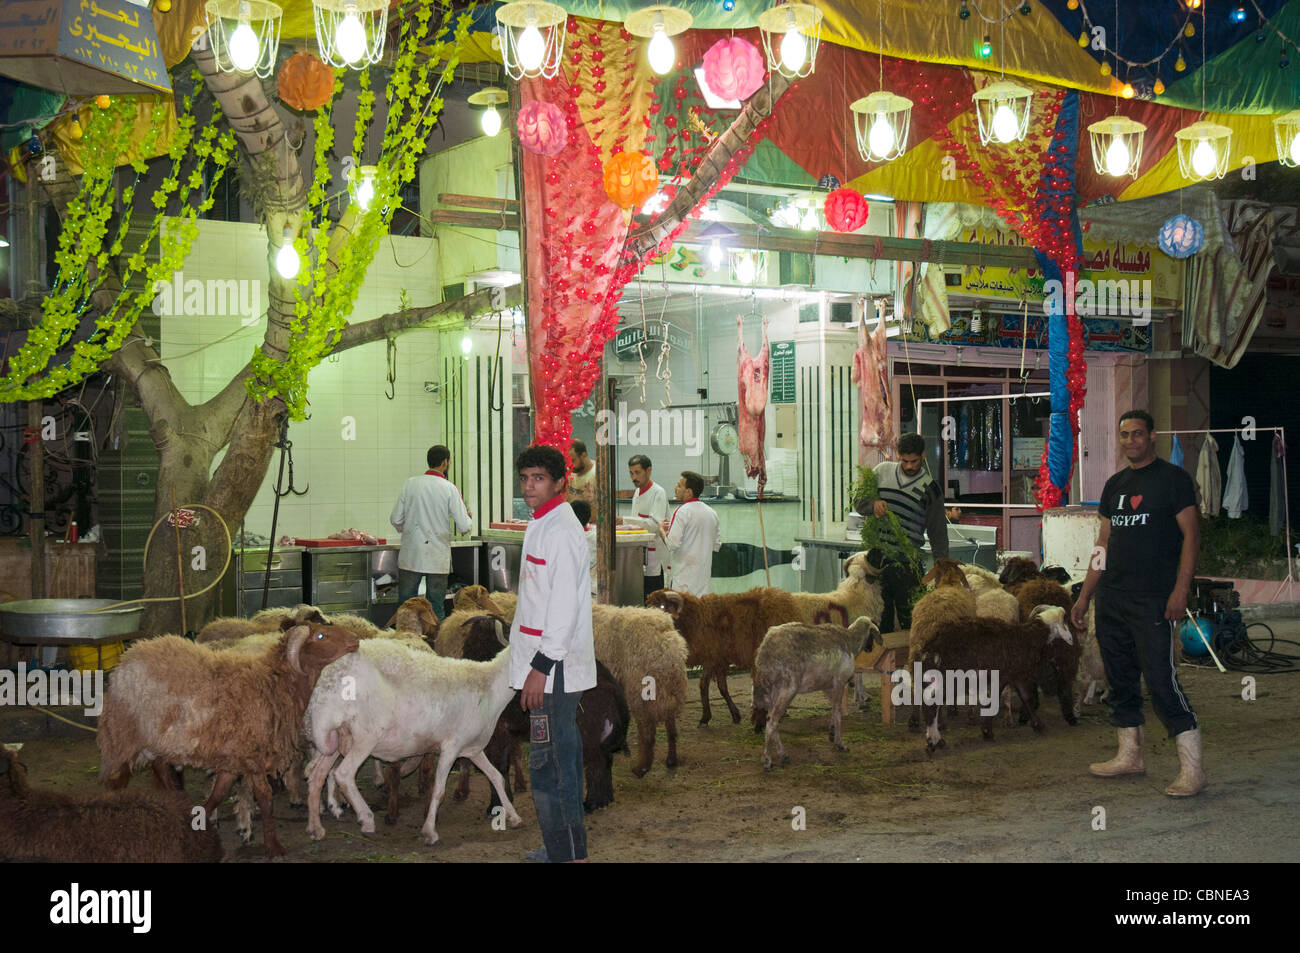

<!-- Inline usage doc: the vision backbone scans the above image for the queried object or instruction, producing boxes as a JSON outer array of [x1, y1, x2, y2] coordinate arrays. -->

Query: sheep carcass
[[737, 314, 770, 493], [2, 743, 222, 863], [752, 617, 880, 770], [304, 634, 523, 846], [646, 586, 801, 726], [97, 624, 360, 858]]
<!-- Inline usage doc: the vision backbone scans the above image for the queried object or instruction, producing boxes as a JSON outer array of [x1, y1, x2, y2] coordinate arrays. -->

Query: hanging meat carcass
[[852, 298, 895, 466], [737, 315, 770, 496]]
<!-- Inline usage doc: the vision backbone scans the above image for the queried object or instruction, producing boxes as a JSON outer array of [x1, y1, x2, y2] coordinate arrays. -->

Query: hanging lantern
[[1087, 115, 1146, 178], [348, 164, 379, 211], [850, 91, 914, 163], [603, 151, 660, 210], [757, 2, 824, 78], [468, 87, 509, 138], [204, 0, 283, 78], [701, 37, 765, 102], [276, 51, 334, 111], [697, 222, 736, 272], [1274, 109, 1300, 167], [312, 0, 388, 68], [823, 187, 870, 233], [517, 100, 567, 156], [495, 1, 567, 80], [1157, 214, 1205, 259], [972, 80, 1033, 146], [1174, 121, 1232, 181], [625, 5, 694, 76]]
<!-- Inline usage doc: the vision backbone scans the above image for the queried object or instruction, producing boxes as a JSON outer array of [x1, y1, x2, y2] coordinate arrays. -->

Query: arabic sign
[[0, 0, 170, 95], [955, 227, 1178, 307], [769, 340, 796, 403], [926, 308, 1151, 353], [613, 322, 691, 361]]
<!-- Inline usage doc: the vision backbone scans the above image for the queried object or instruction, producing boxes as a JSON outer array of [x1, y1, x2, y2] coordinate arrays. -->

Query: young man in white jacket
[[661, 470, 721, 596], [510, 444, 595, 863], [389, 445, 472, 619], [618, 454, 668, 598]]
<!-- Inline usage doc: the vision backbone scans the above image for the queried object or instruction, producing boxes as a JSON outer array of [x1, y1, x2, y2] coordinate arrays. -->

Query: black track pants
[[1095, 588, 1198, 738], [881, 560, 921, 633]]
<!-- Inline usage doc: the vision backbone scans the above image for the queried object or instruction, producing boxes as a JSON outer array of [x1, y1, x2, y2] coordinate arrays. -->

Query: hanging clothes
[[1222, 435, 1248, 519], [1270, 432, 1286, 537], [1196, 434, 1222, 517], [1170, 434, 1184, 469]]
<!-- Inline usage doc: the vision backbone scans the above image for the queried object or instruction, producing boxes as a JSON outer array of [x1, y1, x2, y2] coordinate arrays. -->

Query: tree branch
[[334, 286, 522, 352]]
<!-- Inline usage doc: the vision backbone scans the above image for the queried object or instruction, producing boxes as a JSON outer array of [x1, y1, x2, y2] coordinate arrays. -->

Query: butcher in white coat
[[661, 470, 722, 596], [509, 444, 595, 863], [390, 445, 472, 619], [618, 454, 669, 598]]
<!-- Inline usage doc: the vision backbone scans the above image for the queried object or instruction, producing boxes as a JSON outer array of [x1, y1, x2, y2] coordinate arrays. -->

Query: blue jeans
[[528, 662, 588, 862], [397, 570, 448, 620]]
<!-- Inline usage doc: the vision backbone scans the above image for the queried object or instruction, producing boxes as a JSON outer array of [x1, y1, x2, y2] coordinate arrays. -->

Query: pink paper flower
[[702, 37, 764, 102], [517, 100, 567, 157]]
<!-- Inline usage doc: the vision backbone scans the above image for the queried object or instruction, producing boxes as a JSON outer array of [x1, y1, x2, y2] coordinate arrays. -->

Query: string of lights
[[961, 1, 1033, 25], [1074, 0, 1196, 72]]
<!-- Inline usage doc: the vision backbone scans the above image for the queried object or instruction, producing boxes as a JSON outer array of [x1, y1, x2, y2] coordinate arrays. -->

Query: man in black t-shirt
[[1071, 410, 1204, 797]]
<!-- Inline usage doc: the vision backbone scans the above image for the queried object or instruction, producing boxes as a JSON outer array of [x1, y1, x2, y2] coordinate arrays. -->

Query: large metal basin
[[0, 599, 143, 644]]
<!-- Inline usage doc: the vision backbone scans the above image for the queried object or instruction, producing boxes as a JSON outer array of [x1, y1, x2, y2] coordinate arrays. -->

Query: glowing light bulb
[[228, 20, 259, 71], [517, 22, 545, 72], [1290, 131, 1300, 166], [867, 114, 895, 158], [1104, 137, 1131, 176], [1153, 78, 1166, 95], [481, 105, 502, 137], [708, 239, 723, 271], [355, 176, 374, 211], [991, 103, 1020, 143], [275, 229, 300, 279], [780, 29, 807, 72], [1191, 139, 1218, 178], [461, 335, 473, 355], [335, 8, 367, 64], [735, 253, 756, 284], [648, 27, 675, 74], [800, 207, 819, 231]]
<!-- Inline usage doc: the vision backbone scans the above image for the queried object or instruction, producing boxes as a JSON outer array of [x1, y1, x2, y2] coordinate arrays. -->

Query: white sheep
[[789, 551, 885, 627], [304, 625, 523, 846], [752, 617, 880, 770]]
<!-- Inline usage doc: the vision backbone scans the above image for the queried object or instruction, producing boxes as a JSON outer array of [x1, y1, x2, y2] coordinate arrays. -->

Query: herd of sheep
[[0, 550, 1103, 862]]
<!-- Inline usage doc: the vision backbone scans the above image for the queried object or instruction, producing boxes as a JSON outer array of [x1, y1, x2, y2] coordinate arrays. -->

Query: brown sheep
[[923, 558, 971, 589], [196, 604, 328, 645], [645, 586, 802, 726], [1, 743, 222, 863], [97, 624, 360, 858], [453, 585, 506, 613], [1013, 578, 1083, 728], [998, 556, 1042, 589]]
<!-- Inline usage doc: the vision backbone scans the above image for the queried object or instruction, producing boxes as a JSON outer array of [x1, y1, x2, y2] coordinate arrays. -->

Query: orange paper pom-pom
[[602, 151, 658, 210], [277, 52, 335, 112]]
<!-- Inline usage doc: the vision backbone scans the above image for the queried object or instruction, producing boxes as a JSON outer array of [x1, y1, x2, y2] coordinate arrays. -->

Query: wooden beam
[[426, 208, 520, 229], [437, 193, 520, 212]]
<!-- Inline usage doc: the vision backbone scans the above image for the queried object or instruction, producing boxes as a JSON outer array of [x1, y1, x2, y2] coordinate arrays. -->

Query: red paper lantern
[[517, 101, 568, 157], [702, 36, 765, 102], [824, 187, 870, 233], [602, 151, 659, 210], [276, 52, 334, 112]]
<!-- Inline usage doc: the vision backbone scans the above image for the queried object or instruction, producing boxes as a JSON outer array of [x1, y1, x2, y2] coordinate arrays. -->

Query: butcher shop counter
[[479, 527, 651, 607], [702, 497, 800, 594]]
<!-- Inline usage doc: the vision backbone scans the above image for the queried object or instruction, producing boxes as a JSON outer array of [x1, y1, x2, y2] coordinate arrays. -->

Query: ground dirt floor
[[11, 621, 1300, 863]]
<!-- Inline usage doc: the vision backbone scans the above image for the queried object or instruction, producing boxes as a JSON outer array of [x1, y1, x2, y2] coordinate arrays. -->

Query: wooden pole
[[595, 375, 616, 604], [28, 400, 45, 600], [171, 487, 187, 635], [757, 497, 771, 587]]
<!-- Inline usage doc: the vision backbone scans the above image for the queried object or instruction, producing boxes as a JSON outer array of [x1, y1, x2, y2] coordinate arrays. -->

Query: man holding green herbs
[[852, 433, 949, 633]]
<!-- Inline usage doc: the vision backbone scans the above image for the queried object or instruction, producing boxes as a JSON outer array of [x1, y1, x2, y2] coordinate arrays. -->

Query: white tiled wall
[[161, 220, 445, 542]]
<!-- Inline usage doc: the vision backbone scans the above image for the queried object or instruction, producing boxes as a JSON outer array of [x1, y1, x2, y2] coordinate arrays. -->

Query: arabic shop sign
[[956, 227, 1177, 307], [613, 322, 691, 361], [0, 0, 170, 95]]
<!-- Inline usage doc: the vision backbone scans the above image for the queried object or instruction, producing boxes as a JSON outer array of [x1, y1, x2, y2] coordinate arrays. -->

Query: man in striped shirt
[[854, 433, 948, 632]]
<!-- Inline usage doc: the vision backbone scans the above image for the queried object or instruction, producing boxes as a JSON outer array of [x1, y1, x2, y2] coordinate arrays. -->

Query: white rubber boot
[[1165, 728, 1205, 797], [1089, 726, 1145, 777]]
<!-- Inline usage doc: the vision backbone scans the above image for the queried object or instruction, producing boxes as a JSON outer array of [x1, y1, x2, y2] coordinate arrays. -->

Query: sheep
[[908, 582, 977, 666], [1012, 578, 1083, 727], [998, 556, 1042, 589], [924, 558, 971, 589], [490, 591, 518, 621], [591, 604, 689, 778], [1, 743, 223, 863], [751, 617, 881, 770], [1073, 600, 1105, 717], [433, 606, 504, 657], [645, 586, 802, 726], [788, 550, 885, 628], [916, 605, 1076, 754], [97, 623, 360, 858], [304, 631, 523, 846], [195, 604, 328, 645], [453, 585, 506, 613], [975, 586, 1021, 624], [957, 563, 1003, 592]]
